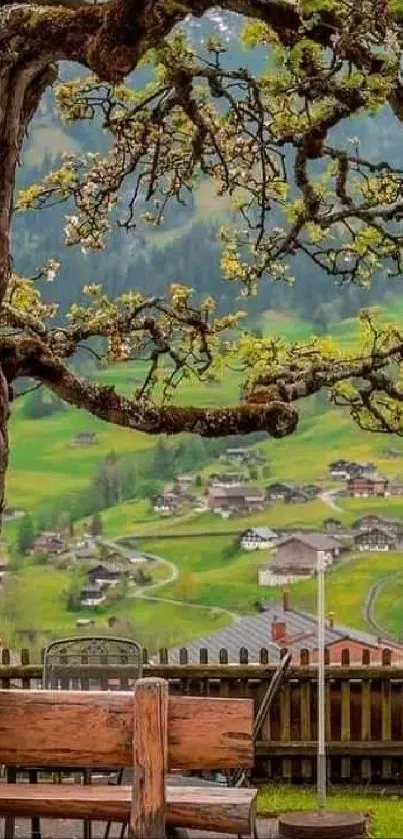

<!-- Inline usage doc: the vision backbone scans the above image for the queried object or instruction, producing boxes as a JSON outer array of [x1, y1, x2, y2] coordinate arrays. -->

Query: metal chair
[[4, 635, 142, 839], [43, 635, 143, 839]]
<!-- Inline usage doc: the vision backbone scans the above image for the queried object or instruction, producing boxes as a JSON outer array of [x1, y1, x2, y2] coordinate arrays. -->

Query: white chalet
[[240, 527, 278, 551], [80, 583, 106, 608]]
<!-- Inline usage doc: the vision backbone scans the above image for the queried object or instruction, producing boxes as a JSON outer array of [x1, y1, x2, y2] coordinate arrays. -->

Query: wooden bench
[[0, 678, 257, 838]]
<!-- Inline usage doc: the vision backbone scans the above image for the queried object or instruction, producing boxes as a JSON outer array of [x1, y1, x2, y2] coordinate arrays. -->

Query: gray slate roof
[[241, 527, 277, 539], [276, 531, 342, 551], [164, 603, 399, 665]]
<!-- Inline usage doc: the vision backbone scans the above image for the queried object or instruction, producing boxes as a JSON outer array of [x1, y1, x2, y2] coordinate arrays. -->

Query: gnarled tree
[[2, 0, 403, 525]]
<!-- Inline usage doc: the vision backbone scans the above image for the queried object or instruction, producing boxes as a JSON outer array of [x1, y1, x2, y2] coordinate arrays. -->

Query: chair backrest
[[42, 635, 143, 690], [0, 682, 254, 771]]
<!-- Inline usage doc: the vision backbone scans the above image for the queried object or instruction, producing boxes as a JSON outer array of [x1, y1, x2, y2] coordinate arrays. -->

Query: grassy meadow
[[4, 298, 403, 647]]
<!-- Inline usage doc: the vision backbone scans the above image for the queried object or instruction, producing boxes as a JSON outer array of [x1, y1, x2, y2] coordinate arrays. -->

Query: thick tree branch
[[0, 336, 298, 437]]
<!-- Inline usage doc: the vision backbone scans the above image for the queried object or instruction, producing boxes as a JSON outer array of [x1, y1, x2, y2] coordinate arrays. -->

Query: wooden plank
[[131, 678, 167, 839], [0, 689, 253, 770], [0, 784, 256, 836], [300, 680, 312, 780], [361, 680, 372, 781], [2, 663, 403, 681], [169, 695, 253, 769], [381, 679, 392, 780], [280, 684, 292, 781], [256, 740, 403, 756], [340, 679, 351, 780]]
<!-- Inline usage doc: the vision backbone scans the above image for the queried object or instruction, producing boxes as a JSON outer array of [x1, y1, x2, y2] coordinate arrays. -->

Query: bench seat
[[0, 783, 257, 835]]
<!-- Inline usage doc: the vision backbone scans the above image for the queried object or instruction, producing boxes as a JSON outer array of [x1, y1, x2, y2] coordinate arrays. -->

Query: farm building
[[323, 518, 343, 532], [87, 564, 123, 588], [80, 583, 106, 608], [165, 596, 403, 664], [153, 491, 180, 516], [266, 482, 293, 501], [259, 531, 342, 586], [32, 532, 68, 557], [239, 527, 278, 551], [347, 472, 389, 498], [71, 431, 98, 447], [209, 472, 245, 488], [207, 486, 266, 516], [354, 527, 398, 552]]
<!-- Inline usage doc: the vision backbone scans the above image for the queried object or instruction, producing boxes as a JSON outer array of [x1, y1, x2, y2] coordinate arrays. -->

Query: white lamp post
[[317, 549, 326, 811]]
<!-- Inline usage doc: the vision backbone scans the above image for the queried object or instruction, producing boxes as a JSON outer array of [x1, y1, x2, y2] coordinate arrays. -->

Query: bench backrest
[[0, 679, 254, 837], [0, 681, 253, 770]]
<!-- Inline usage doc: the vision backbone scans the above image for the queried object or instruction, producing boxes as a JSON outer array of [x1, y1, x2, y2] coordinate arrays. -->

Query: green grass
[[7, 298, 403, 644], [285, 550, 403, 630], [258, 786, 403, 838], [0, 563, 230, 648], [372, 574, 403, 639]]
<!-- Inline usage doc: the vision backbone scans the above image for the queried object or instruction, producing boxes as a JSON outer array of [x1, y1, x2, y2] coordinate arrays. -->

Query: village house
[[74, 538, 98, 560], [70, 431, 98, 447], [153, 491, 180, 516], [389, 480, 403, 496], [220, 447, 264, 466], [329, 460, 376, 480], [128, 550, 147, 565], [351, 514, 391, 531], [175, 474, 194, 489], [266, 482, 293, 501], [301, 484, 321, 499], [284, 488, 310, 504], [354, 526, 398, 552], [80, 582, 106, 608], [165, 594, 403, 664], [207, 486, 266, 516], [329, 459, 358, 480], [347, 472, 389, 498], [323, 517, 343, 532], [87, 564, 124, 588], [259, 531, 342, 586], [32, 532, 68, 557], [209, 472, 245, 488], [239, 527, 278, 551]]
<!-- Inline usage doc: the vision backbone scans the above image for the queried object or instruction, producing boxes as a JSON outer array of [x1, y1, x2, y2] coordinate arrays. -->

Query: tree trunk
[[0, 62, 57, 531], [0, 367, 9, 525]]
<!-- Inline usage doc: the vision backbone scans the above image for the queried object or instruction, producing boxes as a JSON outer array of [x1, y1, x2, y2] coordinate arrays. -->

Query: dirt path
[[319, 490, 343, 512]]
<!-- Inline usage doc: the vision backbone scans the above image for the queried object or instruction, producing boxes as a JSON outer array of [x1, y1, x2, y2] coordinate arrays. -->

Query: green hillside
[[4, 300, 403, 649]]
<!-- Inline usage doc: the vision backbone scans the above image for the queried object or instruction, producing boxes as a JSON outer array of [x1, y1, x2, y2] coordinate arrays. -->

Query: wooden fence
[[2, 646, 403, 784]]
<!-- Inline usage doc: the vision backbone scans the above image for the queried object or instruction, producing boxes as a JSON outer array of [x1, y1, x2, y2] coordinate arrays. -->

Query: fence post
[[130, 678, 168, 838]]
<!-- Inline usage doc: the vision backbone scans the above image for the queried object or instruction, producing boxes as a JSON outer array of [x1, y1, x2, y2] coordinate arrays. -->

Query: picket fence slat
[[1, 646, 403, 783]]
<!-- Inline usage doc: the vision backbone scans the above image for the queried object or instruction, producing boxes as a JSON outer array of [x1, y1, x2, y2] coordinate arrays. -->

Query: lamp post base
[[278, 811, 366, 838]]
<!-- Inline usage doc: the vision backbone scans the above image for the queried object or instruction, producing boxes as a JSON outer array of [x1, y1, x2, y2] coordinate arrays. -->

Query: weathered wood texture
[[0, 784, 256, 835], [0, 689, 253, 769], [131, 678, 168, 839], [5, 646, 403, 783]]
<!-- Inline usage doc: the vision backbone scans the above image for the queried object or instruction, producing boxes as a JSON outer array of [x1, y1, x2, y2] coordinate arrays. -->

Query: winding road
[[362, 573, 402, 641]]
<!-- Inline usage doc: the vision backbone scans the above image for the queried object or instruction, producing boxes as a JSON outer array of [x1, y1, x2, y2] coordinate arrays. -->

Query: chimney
[[283, 589, 290, 612], [271, 619, 287, 643], [328, 611, 335, 629]]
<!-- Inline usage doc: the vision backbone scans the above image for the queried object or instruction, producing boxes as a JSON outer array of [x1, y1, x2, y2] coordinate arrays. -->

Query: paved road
[[362, 573, 402, 640]]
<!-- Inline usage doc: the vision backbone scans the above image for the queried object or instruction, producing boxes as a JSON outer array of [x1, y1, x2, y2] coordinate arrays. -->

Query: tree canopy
[[2, 0, 403, 516]]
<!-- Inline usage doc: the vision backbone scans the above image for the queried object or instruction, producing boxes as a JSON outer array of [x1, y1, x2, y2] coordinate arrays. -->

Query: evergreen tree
[[89, 511, 103, 536], [17, 514, 36, 555]]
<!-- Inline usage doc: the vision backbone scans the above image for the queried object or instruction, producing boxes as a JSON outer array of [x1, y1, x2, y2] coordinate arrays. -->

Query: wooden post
[[130, 677, 168, 839]]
